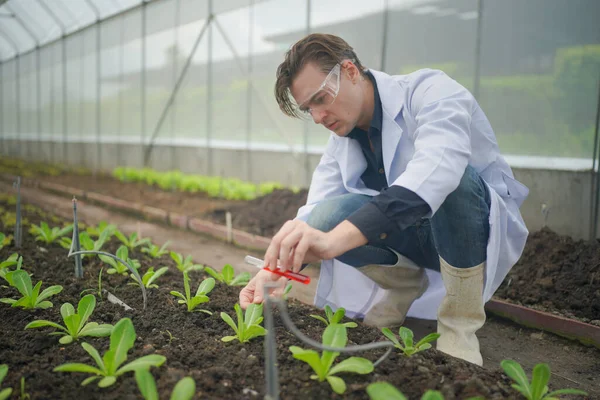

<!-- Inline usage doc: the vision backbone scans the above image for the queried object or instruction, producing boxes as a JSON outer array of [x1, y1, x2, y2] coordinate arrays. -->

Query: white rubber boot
[[436, 257, 486, 366], [359, 251, 429, 328]]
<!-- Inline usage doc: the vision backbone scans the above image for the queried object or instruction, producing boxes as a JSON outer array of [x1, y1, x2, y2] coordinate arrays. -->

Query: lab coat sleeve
[[392, 70, 474, 215], [295, 135, 348, 222]]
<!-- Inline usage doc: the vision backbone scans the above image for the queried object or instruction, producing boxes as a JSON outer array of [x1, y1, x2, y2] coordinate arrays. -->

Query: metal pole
[[380, 0, 389, 71], [473, 0, 483, 99], [171, 0, 181, 172], [303, 0, 311, 186], [590, 74, 600, 240], [36, 48, 41, 161], [0, 61, 3, 156], [118, 9, 125, 167], [246, 0, 254, 182], [143, 17, 212, 166], [80, 29, 85, 166], [0, 31, 18, 156], [37, 0, 67, 164], [207, 0, 213, 176], [84, 0, 102, 173], [142, 0, 147, 167]]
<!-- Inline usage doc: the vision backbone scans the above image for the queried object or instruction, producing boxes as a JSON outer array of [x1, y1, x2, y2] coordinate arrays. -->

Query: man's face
[[290, 61, 363, 136]]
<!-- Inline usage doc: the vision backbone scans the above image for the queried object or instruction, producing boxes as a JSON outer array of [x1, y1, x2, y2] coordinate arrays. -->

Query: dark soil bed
[[0, 199, 525, 399], [495, 227, 600, 324]]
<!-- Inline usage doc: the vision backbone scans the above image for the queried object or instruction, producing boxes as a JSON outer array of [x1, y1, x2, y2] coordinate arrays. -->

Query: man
[[239, 33, 529, 366]]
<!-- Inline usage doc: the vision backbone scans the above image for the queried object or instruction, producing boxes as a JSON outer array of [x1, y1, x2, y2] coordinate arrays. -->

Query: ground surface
[[0, 181, 598, 398]]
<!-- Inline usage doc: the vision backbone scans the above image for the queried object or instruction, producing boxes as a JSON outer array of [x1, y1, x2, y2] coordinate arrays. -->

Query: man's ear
[[342, 60, 360, 82]]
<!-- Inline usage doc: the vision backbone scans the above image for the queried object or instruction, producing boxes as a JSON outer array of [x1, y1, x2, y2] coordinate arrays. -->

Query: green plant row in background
[[112, 166, 301, 200]]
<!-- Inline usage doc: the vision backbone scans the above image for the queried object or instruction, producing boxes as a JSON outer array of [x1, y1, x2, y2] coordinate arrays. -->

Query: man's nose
[[311, 109, 327, 125]]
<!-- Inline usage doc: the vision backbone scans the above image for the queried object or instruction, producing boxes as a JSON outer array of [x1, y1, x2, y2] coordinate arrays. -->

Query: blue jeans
[[306, 166, 491, 271]]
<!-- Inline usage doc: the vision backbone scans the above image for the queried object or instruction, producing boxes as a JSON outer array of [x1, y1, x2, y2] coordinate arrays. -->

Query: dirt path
[[3, 181, 599, 397]]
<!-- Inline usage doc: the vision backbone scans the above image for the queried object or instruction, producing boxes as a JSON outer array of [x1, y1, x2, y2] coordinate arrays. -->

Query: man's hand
[[239, 269, 288, 309], [263, 219, 368, 273]]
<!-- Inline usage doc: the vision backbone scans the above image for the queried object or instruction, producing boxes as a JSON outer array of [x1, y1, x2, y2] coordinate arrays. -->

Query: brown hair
[[274, 33, 366, 119]]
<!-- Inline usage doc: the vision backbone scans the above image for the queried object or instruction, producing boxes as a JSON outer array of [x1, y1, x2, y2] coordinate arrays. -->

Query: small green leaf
[[77, 294, 97, 331], [196, 278, 215, 296], [310, 315, 329, 326], [421, 390, 445, 400], [117, 355, 166, 375], [81, 342, 106, 372], [81, 376, 100, 386], [366, 382, 407, 400], [222, 264, 234, 283], [79, 323, 113, 338], [220, 312, 238, 334], [328, 357, 373, 376], [170, 377, 196, 400], [381, 328, 401, 347], [399, 327, 414, 349], [135, 369, 159, 400], [11, 270, 32, 298], [53, 363, 104, 375], [530, 363, 550, 400], [290, 346, 324, 379], [326, 375, 346, 394], [501, 360, 532, 398], [221, 336, 237, 342], [244, 303, 263, 326], [37, 285, 63, 302], [104, 318, 136, 374], [25, 320, 67, 332], [60, 302, 76, 320], [546, 388, 589, 397], [98, 376, 117, 387], [59, 335, 74, 345]]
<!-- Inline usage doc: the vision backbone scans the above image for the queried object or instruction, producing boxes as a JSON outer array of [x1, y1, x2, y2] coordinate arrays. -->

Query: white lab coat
[[295, 68, 529, 320]]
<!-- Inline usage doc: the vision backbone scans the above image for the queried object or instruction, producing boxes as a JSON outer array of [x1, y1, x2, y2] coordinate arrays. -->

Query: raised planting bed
[[1, 198, 580, 400]]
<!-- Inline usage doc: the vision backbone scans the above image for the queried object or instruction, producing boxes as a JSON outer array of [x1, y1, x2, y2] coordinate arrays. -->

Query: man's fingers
[[292, 234, 311, 272], [279, 229, 304, 271], [239, 277, 257, 309], [264, 220, 298, 270]]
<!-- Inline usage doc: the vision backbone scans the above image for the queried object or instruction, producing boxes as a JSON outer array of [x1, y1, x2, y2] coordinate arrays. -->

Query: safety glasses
[[297, 63, 341, 118]]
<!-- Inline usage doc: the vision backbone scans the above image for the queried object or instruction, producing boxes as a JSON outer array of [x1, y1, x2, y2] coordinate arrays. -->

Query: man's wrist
[[325, 220, 368, 259]]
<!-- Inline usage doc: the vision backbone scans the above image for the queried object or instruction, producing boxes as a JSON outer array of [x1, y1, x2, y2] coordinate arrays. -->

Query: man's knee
[[306, 193, 372, 232], [440, 165, 489, 212]]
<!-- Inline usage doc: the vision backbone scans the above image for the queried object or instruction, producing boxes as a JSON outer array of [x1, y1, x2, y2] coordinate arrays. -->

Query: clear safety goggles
[[297, 63, 341, 118]]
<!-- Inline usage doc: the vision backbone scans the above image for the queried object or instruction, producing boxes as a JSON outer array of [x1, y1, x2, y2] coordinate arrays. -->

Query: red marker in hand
[[244, 255, 311, 285]]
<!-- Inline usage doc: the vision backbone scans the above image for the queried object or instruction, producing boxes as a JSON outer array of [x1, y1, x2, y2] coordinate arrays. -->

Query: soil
[[0, 200, 528, 400], [495, 227, 600, 323]]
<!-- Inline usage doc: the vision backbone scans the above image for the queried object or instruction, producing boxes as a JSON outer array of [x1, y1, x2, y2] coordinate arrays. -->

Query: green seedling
[[170, 273, 214, 313], [0, 364, 12, 400], [170, 251, 204, 273], [53, 317, 166, 387], [1, 212, 28, 229], [80, 268, 104, 299], [128, 266, 169, 289], [0, 270, 62, 309], [0, 253, 23, 286], [0, 233, 4, 251], [290, 324, 373, 394], [220, 303, 267, 343], [366, 383, 478, 400], [114, 230, 151, 251], [205, 264, 251, 286], [0, 233, 11, 248], [19, 377, 30, 400], [25, 294, 113, 344], [382, 326, 440, 357], [135, 369, 195, 400], [85, 221, 117, 239], [100, 245, 141, 275], [283, 282, 293, 300], [60, 230, 110, 259], [161, 330, 178, 345], [141, 241, 170, 259], [310, 304, 357, 329], [501, 359, 588, 399], [29, 222, 73, 244]]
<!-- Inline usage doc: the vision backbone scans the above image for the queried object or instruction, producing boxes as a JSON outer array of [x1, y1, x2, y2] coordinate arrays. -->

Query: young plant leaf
[[366, 382, 407, 400]]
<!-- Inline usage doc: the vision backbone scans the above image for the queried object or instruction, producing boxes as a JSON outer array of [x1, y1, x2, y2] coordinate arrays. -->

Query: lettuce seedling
[[135, 369, 195, 400], [100, 245, 141, 275], [0, 364, 12, 400], [205, 264, 250, 286], [85, 221, 117, 239], [29, 222, 73, 244], [129, 266, 169, 289], [220, 303, 267, 343], [141, 241, 170, 259], [60, 231, 109, 259], [170, 273, 215, 313], [289, 324, 373, 394], [0, 233, 4, 251], [80, 268, 103, 299], [115, 230, 151, 251], [501, 359, 588, 399], [53, 317, 166, 387], [170, 251, 204, 273], [0, 253, 23, 286], [25, 294, 113, 344], [0, 270, 63, 309], [382, 326, 440, 357], [366, 383, 472, 400], [310, 305, 357, 329]]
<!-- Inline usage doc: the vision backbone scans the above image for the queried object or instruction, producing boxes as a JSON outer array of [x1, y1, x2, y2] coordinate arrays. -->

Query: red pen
[[244, 255, 311, 285]]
